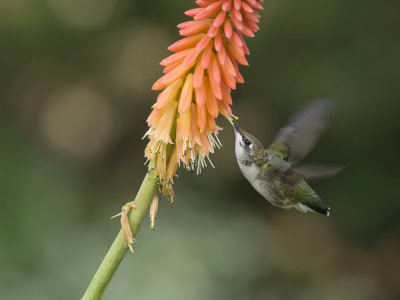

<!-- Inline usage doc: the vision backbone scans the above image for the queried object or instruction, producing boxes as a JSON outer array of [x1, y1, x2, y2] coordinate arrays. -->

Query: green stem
[[82, 172, 157, 300], [82, 104, 178, 299]]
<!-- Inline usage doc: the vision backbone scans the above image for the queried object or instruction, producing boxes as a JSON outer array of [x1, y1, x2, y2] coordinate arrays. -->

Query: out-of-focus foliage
[[1, 0, 399, 299]]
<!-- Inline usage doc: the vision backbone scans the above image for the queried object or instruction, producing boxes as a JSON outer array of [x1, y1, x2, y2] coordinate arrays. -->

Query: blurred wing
[[283, 165, 344, 187], [269, 98, 335, 164]]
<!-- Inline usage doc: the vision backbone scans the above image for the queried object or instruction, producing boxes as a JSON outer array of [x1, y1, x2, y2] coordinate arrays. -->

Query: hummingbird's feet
[[111, 201, 137, 253]]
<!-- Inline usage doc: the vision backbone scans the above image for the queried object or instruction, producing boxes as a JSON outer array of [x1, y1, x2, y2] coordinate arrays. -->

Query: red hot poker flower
[[144, 0, 264, 198]]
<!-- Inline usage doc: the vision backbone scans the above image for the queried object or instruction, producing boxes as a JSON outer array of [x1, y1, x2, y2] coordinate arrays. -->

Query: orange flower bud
[[155, 78, 183, 110], [168, 33, 205, 52], [179, 73, 194, 114]]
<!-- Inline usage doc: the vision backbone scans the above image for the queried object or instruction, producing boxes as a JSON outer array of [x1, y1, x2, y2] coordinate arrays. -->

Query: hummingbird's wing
[[269, 99, 335, 165], [283, 165, 344, 187]]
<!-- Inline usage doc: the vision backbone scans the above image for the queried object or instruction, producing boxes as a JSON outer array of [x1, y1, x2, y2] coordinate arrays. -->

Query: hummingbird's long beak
[[229, 115, 240, 132]]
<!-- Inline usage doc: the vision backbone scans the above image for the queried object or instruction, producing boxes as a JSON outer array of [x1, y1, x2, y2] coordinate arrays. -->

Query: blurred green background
[[1, 0, 400, 299]]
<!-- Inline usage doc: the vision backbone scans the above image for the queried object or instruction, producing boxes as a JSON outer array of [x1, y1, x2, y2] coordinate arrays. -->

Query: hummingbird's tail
[[295, 197, 330, 216], [303, 202, 330, 216]]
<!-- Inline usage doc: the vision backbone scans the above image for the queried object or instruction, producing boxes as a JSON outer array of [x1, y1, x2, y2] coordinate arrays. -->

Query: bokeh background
[[1, 0, 400, 299]]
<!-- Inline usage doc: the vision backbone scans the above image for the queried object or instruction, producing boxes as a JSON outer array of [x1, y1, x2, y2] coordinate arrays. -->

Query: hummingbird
[[230, 99, 342, 216]]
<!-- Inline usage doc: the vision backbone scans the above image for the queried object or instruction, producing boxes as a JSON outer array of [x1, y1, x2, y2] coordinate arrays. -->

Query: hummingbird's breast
[[238, 162, 286, 207]]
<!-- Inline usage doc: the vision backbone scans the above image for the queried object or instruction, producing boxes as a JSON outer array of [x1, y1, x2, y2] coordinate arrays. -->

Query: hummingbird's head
[[230, 116, 267, 166]]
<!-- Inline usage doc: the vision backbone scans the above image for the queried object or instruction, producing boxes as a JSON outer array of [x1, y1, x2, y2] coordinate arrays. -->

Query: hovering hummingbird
[[230, 99, 342, 216]]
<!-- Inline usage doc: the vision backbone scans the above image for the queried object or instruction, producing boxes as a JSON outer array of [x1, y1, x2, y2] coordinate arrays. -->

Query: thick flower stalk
[[144, 0, 264, 197]]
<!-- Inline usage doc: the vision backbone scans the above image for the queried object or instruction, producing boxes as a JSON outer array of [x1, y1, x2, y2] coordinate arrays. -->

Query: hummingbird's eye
[[245, 139, 252, 146]]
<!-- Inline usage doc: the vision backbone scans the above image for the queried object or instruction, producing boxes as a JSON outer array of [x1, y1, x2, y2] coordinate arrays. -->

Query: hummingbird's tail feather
[[294, 201, 330, 216], [295, 196, 331, 216], [303, 203, 330, 216]]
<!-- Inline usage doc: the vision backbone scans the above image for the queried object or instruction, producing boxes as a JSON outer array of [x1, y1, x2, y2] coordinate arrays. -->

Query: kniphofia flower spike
[[144, 0, 264, 198]]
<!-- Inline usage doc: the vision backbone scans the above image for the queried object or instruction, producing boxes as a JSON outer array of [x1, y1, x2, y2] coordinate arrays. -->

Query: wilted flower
[[112, 201, 137, 253], [149, 193, 159, 229], [144, 0, 264, 197]]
